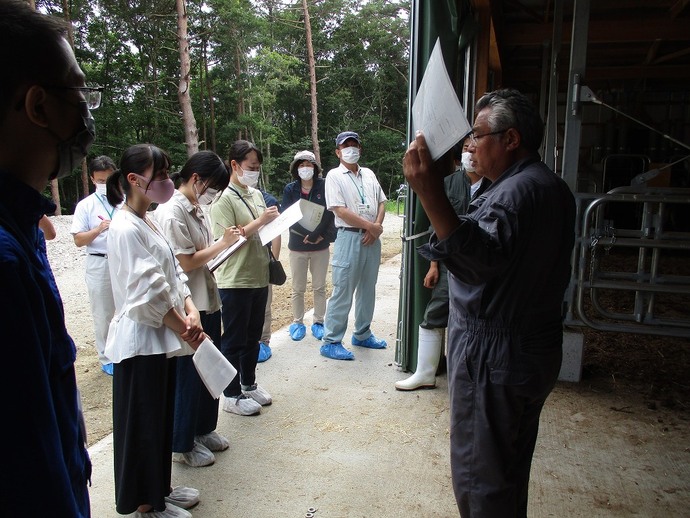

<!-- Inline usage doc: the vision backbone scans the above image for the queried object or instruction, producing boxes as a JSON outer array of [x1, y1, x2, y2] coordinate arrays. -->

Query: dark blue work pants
[[449, 314, 563, 518], [172, 310, 222, 453]]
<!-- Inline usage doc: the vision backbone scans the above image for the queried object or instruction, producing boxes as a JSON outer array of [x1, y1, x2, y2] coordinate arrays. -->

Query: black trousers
[[113, 354, 176, 514], [219, 286, 268, 397]]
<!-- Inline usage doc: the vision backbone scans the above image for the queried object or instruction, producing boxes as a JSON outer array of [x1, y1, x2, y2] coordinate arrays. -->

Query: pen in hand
[[216, 222, 245, 238]]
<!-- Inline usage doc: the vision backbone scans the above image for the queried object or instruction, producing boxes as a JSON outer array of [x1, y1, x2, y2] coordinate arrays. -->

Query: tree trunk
[[50, 179, 62, 215], [204, 40, 217, 153], [235, 44, 245, 141], [176, 0, 199, 157], [302, 0, 320, 163], [198, 51, 207, 150], [81, 160, 89, 198]]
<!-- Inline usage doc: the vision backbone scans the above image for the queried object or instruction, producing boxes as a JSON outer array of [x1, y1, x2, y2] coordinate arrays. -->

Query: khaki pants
[[289, 247, 330, 325]]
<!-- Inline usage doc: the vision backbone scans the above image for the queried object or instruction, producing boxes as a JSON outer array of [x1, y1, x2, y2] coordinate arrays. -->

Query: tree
[[302, 0, 320, 163], [53, 0, 410, 211], [176, 0, 199, 156]]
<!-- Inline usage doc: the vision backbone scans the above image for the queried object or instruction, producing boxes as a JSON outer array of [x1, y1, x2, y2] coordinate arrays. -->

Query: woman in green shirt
[[211, 140, 279, 416]]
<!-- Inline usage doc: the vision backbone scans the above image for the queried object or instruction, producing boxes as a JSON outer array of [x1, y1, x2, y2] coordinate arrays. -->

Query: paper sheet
[[192, 337, 237, 399], [411, 38, 472, 160], [258, 200, 303, 245], [297, 199, 325, 232]]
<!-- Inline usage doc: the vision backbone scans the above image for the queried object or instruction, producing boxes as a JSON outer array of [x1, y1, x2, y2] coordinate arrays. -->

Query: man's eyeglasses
[[468, 129, 507, 145], [45, 85, 103, 110]]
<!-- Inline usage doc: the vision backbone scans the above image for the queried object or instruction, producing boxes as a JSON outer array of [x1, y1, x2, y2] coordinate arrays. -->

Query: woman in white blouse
[[105, 144, 205, 518], [154, 151, 239, 468]]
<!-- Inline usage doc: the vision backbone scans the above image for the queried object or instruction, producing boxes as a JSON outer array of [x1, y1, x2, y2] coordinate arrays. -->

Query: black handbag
[[267, 247, 286, 285]]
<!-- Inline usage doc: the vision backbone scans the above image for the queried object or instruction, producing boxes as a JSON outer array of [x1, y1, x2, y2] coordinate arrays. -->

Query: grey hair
[[475, 89, 544, 153]]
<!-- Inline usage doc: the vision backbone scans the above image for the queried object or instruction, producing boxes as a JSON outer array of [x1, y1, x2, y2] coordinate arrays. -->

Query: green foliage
[[55, 0, 410, 212]]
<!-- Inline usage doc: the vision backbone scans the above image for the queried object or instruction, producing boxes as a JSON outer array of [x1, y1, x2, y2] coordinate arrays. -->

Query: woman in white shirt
[[154, 151, 239, 468], [105, 144, 205, 518]]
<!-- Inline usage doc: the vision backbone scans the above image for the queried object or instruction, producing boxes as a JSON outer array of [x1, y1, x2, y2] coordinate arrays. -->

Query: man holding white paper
[[404, 89, 575, 517], [282, 150, 335, 342], [321, 132, 388, 360]]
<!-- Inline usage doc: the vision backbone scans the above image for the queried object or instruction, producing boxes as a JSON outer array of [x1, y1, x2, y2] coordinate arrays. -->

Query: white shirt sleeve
[[109, 221, 175, 328], [70, 197, 92, 235], [325, 168, 347, 210]]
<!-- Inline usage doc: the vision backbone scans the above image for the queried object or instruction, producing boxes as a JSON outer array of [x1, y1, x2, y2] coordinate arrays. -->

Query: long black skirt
[[113, 354, 176, 514]]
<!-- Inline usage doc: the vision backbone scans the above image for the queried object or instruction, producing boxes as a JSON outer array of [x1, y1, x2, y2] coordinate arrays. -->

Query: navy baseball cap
[[335, 131, 361, 146]]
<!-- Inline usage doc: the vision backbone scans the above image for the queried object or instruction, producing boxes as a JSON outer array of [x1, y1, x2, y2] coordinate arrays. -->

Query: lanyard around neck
[[96, 193, 116, 219], [346, 171, 365, 204]]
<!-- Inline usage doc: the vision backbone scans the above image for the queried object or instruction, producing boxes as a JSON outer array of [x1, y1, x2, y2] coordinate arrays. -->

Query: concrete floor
[[88, 253, 690, 517]]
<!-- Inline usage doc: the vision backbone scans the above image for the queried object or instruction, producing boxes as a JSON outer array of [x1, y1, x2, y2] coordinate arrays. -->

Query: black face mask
[[50, 101, 96, 180]]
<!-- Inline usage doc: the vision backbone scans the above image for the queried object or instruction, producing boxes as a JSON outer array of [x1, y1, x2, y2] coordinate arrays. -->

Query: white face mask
[[340, 146, 360, 165], [95, 183, 107, 196], [238, 168, 260, 188], [461, 151, 476, 173], [298, 167, 314, 180], [197, 187, 218, 206]]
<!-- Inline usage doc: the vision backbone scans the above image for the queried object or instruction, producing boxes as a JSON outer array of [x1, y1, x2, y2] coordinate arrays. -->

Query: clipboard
[[207, 236, 247, 273]]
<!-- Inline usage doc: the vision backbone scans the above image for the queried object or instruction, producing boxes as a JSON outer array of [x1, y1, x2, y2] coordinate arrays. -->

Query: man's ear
[[23, 85, 50, 128], [335, 148, 341, 159], [504, 128, 521, 151]]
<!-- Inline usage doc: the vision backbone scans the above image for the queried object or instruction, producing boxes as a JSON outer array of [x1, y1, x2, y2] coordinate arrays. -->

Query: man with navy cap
[[320, 131, 388, 360]]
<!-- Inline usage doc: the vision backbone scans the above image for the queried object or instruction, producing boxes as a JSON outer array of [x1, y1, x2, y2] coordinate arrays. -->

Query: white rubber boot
[[395, 327, 443, 391]]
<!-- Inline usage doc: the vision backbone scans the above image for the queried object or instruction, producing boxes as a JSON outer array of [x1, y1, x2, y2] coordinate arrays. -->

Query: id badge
[[357, 203, 369, 215]]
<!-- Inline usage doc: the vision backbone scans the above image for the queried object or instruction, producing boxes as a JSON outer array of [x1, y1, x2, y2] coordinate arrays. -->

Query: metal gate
[[565, 187, 690, 337]]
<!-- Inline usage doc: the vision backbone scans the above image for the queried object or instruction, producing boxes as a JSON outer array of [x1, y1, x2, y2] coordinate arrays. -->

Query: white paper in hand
[[258, 200, 303, 245], [298, 199, 325, 232], [192, 337, 237, 399], [411, 38, 472, 160]]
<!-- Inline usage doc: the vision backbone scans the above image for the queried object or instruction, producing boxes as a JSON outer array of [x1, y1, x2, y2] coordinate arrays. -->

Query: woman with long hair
[[210, 140, 279, 416], [105, 144, 204, 517]]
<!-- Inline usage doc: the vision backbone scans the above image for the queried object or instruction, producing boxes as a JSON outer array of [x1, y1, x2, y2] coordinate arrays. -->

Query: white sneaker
[[133, 503, 192, 517], [172, 441, 215, 467], [242, 383, 272, 406], [164, 486, 200, 510], [195, 431, 230, 452], [222, 394, 261, 416]]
